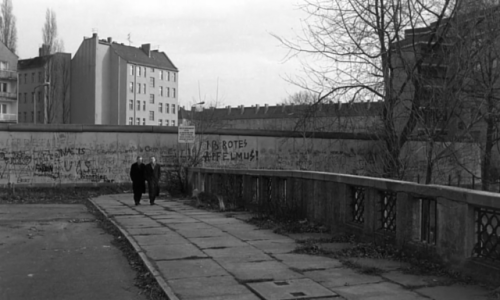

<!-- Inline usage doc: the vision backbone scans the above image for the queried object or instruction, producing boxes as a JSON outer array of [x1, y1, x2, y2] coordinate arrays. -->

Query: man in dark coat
[[144, 156, 161, 205], [129, 156, 145, 205]]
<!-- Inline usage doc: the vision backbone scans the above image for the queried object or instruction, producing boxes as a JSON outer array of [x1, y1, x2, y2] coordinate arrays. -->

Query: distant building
[[0, 40, 18, 123], [18, 45, 71, 124], [179, 102, 383, 133], [71, 33, 179, 126]]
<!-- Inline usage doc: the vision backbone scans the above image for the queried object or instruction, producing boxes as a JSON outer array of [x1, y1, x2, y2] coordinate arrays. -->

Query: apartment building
[[0, 40, 18, 123], [71, 33, 179, 125], [18, 45, 71, 124]]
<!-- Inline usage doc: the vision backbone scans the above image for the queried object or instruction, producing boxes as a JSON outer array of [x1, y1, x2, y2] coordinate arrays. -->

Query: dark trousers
[[147, 181, 159, 203], [133, 190, 142, 204]]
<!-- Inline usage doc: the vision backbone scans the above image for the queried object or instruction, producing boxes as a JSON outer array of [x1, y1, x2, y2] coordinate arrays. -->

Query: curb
[[88, 198, 179, 300]]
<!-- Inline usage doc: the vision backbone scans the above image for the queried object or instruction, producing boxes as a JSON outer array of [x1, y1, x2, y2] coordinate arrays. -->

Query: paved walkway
[[90, 194, 495, 300]]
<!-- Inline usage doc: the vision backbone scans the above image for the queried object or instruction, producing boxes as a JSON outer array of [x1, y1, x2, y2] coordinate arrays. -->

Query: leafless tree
[[42, 8, 64, 54], [0, 0, 17, 53], [274, 0, 469, 179]]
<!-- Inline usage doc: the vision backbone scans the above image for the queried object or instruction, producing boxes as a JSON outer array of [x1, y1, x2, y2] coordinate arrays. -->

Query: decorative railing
[[188, 167, 500, 266], [0, 113, 17, 122]]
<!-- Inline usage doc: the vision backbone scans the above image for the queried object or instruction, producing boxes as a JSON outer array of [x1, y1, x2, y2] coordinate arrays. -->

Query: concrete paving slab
[[274, 253, 343, 271], [248, 278, 337, 300], [176, 228, 227, 238], [205, 246, 274, 262], [189, 235, 248, 249], [346, 257, 410, 271], [167, 275, 252, 299], [216, 223, 262, 232], [133, 234, 189, 246], [200, 217, 245, 225], [157, 218, 200, 224], [415, 285, 492, 300], [247, 239, 298, 254], [382, 271, 451, 288], [319, 242, 353, 252], [202, 294, 261, 300], [156, 258, 230, 280], [127, 227, 178, 236], [332, 282, 427, 300], [229, 229, 291, 241], [166, 222, 216, 231], [219, 260, 304, 282], [304, 267, 384, 288], [143, 243, 207, 260]]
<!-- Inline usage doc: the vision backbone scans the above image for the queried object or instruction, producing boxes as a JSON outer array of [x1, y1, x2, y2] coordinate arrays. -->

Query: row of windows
[[128, 100, 176, 114], [129, 65, 177, 82], [19, 72, 45, 85], [129, 83, 176, 98], [18, 92, 43, 103], [18, 111, 42, 122], [128, 117, 176, 126]]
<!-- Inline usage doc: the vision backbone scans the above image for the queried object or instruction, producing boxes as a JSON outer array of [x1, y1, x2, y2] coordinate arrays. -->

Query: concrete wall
[[0, 125, 480, 188]]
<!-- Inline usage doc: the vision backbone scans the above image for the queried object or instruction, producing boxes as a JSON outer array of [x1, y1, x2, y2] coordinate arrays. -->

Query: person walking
[[145, 156, 161, 205], [129, 156, 145, 206]]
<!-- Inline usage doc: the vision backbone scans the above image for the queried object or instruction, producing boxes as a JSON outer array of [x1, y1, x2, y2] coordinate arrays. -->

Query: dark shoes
[[150, 202, 155, 205], [135, 202, 141, 206]]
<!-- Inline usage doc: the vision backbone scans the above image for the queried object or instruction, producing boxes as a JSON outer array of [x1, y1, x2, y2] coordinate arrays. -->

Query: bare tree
[[0, 0, 16, 53], [274, 0, 469, 179], [42, 8, 64, 54]]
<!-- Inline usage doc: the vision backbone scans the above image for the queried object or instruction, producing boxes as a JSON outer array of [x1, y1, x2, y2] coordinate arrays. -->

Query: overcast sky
[[15, 0, 307, 108]]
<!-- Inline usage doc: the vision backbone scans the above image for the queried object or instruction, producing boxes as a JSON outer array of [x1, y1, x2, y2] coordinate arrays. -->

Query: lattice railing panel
[[380, 191, 397, 232], [473, 207, 500, 262], [350, 186, 365, 224]]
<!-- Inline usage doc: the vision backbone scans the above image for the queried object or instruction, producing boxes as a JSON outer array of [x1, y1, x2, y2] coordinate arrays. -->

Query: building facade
[[18, 45, 71, 124], [71, 33, 179, 126], [0, 41, 18, 123]]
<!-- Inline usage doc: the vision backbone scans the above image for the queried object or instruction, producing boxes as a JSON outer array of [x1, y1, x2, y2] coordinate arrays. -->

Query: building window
[[149, 94, 154, 104], [143, 67, 146, 77], [0, 61, 7, 70], [31, 92, 34, 103], [143, 101, 146, 111], [167, 71, 170, 81], [172, 104, 176, 114], [160, 70, 163, 80], [166, 103, 170, 113], [159, 119, 162, 126], [129, 117, 133, 125], [24, 112, 27, 122], [172, 120, 176, 126], [129, 100, 133, 110], [37, 111, 41, 122], [18, 93, 21, 101], [137, 100, 140, 111], [173, 73, 177, 82], [31, 112, 34, 121], [0, 82, 7, 92], [32, 73, 35, 83], [142, 118, 146, 125], [38, 91, 41, 103], [159, 103, 163, 113], [136, 117, 140, 125], [129, 82, 134, 93], [159, 86, 163, 96], [150, 77, 155, 87], [173, 88, 176, 98], [38, 72, 42, 83], [130, 65, 134, 76], [137, 83, 141, 94], [167, 87, 170, 97], [24, 93, 27, 103], [150, 68, 154, 73], [24, 74, 27, 84], [149, 111, 154, 121], [138, 66, 142, 76], [143, 83, 146, 94], [165, 120, 169, 126]]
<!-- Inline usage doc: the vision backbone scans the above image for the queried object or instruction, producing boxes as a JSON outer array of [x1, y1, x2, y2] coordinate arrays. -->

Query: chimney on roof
[[281, 103, 286, 113], [240, 105, 244, 114], [264, 104, 269, 114], [107, 37, 113, 43], [227, 106, 232, 115], [141, 43, 151, 57], [39, 44, 50, 57], [255, 104, 260, 114], [92, 33, 98, 38]]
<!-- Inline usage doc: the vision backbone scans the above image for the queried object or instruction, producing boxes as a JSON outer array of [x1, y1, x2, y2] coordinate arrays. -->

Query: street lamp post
[[33, 82, 50, 124]]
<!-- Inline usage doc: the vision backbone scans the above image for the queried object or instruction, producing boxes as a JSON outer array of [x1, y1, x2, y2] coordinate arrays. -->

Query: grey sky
[[15, 0, 306, 108]]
